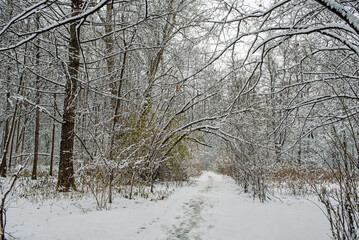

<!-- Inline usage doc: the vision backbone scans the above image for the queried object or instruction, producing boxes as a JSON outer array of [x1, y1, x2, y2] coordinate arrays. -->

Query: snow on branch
[[0, 0, 115, 52], [254, 24, 358, 54], [0, 0, 52, 37], [315, 0, 359, 36]]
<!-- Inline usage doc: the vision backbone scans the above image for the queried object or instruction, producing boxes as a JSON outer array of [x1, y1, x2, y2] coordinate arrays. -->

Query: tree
[[31, 13, 41, 180], [57, 0, 83, 191]]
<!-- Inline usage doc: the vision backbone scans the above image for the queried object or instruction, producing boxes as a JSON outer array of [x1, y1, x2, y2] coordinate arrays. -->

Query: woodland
[[0, 0, 359, 239]]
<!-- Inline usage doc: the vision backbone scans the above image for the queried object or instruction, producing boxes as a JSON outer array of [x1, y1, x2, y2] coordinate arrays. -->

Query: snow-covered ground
[[7, 171, 330, 240]]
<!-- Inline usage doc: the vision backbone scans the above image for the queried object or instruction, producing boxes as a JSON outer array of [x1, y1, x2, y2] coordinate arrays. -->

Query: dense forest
[[0, 0, 358, 239]]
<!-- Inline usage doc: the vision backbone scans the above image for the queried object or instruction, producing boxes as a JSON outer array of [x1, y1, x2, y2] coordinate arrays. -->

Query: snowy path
[[8, 172, 330, 240]]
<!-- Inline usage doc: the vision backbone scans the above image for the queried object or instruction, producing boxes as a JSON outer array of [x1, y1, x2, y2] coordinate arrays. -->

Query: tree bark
[[57, 0, 82, 191], [8, 119, 16, 171], [0, 68, 12, 177], [0, 105, 17, 177], [0, 116, 9, 177], [50, 94, 56, 177], [104, 3, 116, 204], [32, 18, 41, 180]]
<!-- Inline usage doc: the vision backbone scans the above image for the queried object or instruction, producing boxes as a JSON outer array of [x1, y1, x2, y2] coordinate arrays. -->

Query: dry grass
[[269, 164, 337, 184]]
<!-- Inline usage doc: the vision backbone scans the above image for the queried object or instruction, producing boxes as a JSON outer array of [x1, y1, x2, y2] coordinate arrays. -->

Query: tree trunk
[[0, 115, 9, 177], [0, 70, 13, 177], [8, 119, 16, 171], [57, 0, 82, 191], [32, 20, 41, 180], [0, 105, 17, 177], [106, 7, 129, 203], [104, 3, 115, 204], [50, 94, 56, 176], [32, 103, 40, 180]]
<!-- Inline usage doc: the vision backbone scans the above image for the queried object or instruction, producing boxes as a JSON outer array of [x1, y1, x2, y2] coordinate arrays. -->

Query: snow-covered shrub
[[113, 108, 196, 191], [217, 143, 268, 202], [79, 166, 109, 209], [315, 123, 359, 240]]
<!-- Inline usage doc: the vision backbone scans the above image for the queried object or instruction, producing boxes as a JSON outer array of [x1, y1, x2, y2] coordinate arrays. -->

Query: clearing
[[8, 172, 330, 240]]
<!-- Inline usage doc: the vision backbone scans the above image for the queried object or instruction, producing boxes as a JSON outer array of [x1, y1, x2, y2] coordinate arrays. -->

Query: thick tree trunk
[[57, 0, 82, 191]]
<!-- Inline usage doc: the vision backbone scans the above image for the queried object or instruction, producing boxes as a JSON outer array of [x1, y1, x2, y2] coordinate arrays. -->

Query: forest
[[0, 0, 358, 239]]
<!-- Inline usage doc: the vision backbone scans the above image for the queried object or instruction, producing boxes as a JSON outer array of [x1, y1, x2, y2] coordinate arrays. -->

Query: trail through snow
[[8, 171, 330, 239]]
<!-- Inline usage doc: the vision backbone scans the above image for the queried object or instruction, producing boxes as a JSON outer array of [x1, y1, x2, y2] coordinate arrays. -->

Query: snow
[[0, 0, 112, 52], [0, 0, 48, 37], [7, 172, 331, 240], [317, 0, 359, 34]]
